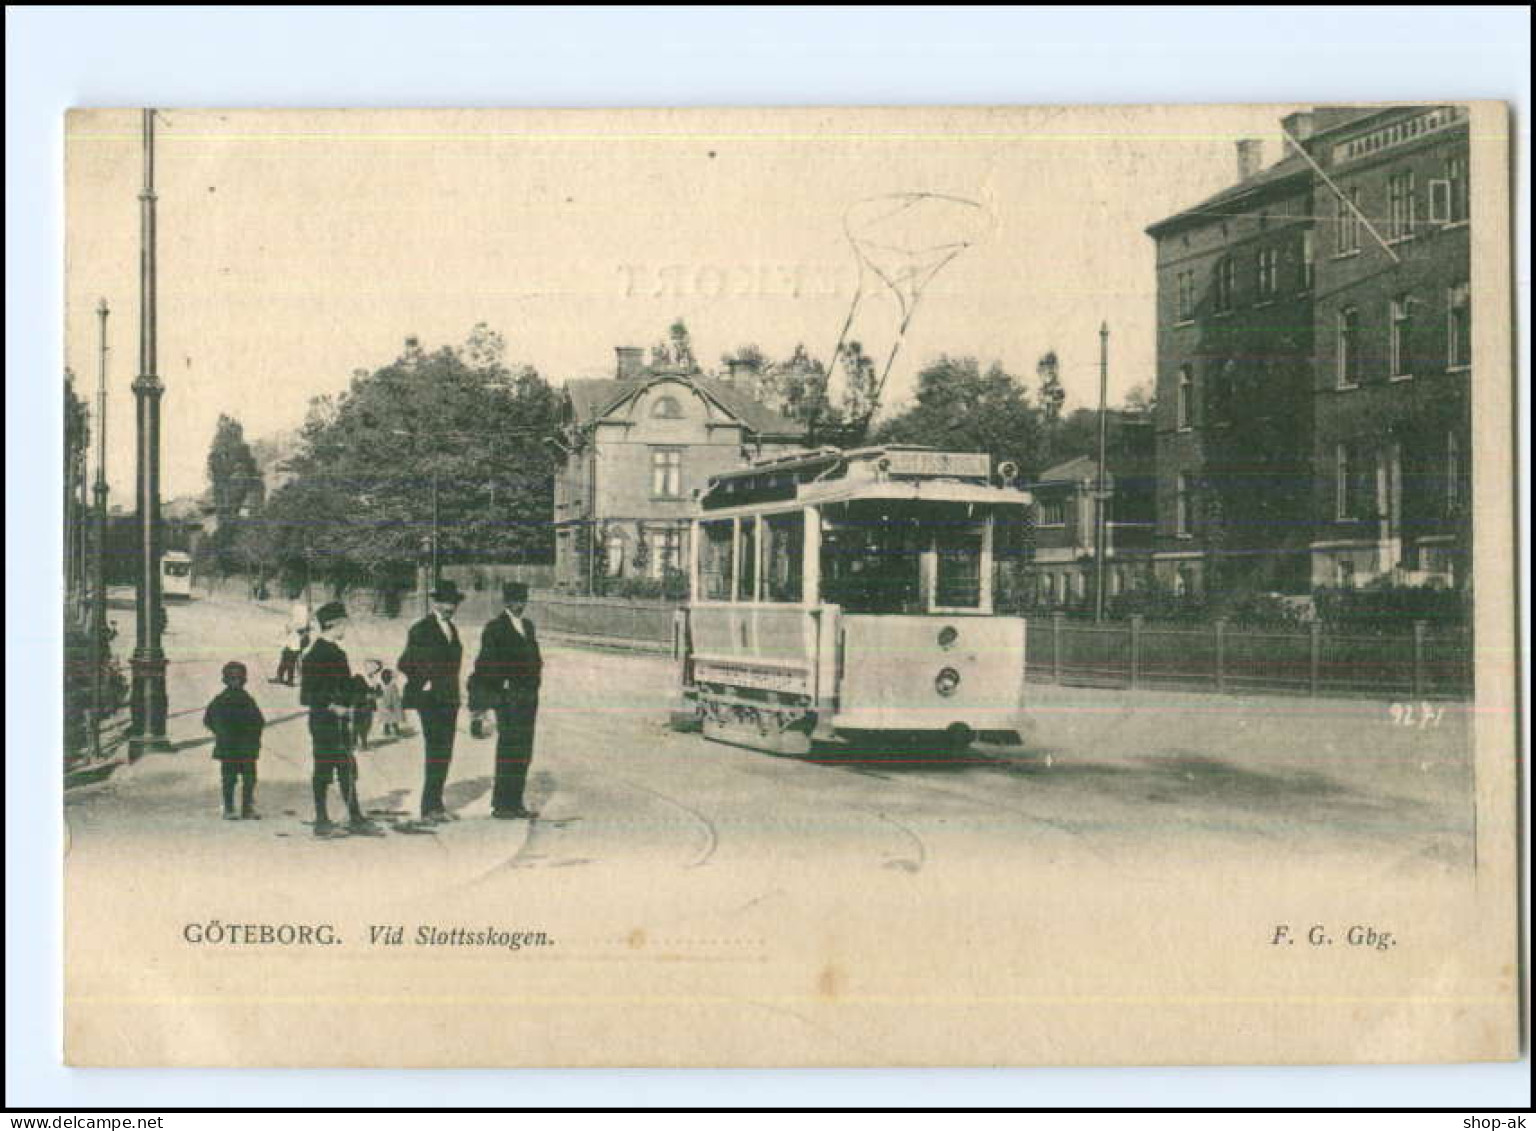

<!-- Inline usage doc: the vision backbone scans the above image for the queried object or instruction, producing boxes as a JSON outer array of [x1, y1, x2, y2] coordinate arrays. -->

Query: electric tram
[[161, 550, 193, 601], [670, 445, 1034, 755]]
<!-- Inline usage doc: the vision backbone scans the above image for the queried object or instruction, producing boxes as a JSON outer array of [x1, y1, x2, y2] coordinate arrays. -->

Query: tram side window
[[700, 520, 734, 601], [737, 518, 757, 602], [934, 520, 984, 608], [763, 512, 804, 603], [820, 505, 923, 614]]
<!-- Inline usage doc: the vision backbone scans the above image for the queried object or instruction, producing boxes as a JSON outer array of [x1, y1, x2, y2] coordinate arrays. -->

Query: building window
[[1176, 365, 1194, 429], [1389, 295, 1414, 378], [1300, 230, 1315, 290], [650, 448, 682, 497], [1175, 473, 1191, 537], [1175, 564, 1196, 599], [605, 530, 626, 578], [1337, 306, 1361, 387], [1336, 443, 1375, 521], [648, 527, 682, 578], [1042, 573, 1057, 605], [1336, 186, 1362, 254], [1446, 432, 1462, 516], [1039, 498, 1066, 527], [1214, 257, 1236, 313], [1387, 171, 1416, 241], [650, 395, 683, 419], [1335, 444, 1351, 520], [1447, 282, 1471, 368], [1256, 247, 1279, 300], [1176, 270, 1195, 322], [1336, 559, 1356, 590], [1447, 155, 1468, 224]]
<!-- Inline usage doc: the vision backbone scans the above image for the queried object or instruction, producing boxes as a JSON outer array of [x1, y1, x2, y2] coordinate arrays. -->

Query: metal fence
[[1025, 613, 1472, 699], [524, 592, 675, 650]]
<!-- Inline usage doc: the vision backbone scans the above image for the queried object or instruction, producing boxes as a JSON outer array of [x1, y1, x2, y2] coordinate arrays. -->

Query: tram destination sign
[[884, 450, 990, 479]]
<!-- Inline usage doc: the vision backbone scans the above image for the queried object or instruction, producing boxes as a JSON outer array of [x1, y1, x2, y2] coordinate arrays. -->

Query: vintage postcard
[[61, 104, 1518, 1066]]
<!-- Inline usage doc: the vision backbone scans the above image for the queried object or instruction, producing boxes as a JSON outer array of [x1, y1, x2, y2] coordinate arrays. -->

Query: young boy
[[300, 602, 377, 836], [203, 660, 265, 820]]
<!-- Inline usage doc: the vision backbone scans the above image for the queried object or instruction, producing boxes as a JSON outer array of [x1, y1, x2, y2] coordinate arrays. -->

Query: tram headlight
[[934, 667, 961, 697], [937, 625, 959, 650]]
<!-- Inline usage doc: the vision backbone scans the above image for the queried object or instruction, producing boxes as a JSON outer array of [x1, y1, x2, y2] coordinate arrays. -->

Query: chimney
[[615, 345, 644, 380], [1236, 138, 1264, 181], [725, 357, 762, 399], [1281, 110, 1314, 144]]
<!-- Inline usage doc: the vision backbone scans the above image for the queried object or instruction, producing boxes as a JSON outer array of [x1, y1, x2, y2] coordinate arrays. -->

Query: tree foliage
[[1035, 350, 1065, 427], [874, 355, 1047, 477], [207, 414, 262, 522], [250, 326, 560, 598]]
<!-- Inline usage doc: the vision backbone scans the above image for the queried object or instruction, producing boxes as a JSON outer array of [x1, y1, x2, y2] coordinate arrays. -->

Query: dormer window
[[651, 395, 684, 419]]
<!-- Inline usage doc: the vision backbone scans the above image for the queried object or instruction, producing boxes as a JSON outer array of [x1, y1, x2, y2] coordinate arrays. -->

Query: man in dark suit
[[469, 580, 543, 819], [300, 601, 373, 835], [398, 580, 466, 822]]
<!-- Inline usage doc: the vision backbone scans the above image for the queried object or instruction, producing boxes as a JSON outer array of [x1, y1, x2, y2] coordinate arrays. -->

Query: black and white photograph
[[49, 97, 1518, 1070]]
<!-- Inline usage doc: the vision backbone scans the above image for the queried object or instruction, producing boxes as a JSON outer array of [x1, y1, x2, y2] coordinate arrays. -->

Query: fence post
[[1129, 615, 1143, 690], [1214, 617, 1227, 694], [1051, 612, 1064, 684], [1412, 619, 1427, 698], [1309, 621, 1322, 696]]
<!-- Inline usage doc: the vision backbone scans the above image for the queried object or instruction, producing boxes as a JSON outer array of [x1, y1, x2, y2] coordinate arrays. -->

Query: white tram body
[[161, 550, 193, 601], [672, 445, 1033, 754]]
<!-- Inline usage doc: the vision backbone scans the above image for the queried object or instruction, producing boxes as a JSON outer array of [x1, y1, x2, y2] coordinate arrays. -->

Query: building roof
[[564, 372, 808, 438], [1145, 152, 1312, 237], [1035, 455, 1098, 485]]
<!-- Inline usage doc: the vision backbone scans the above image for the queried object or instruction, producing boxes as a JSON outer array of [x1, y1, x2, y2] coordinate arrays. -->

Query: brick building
[[552, 347, 808, 592], [1301, 105, 1471, 590], [1145, 104, 1471, 597], [1024, 413, 1156, 607]]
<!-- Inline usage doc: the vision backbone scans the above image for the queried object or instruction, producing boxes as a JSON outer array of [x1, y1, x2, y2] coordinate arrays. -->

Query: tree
[[838, 340, 880, 430], [250, 328, 562, 599], [721, 343, 768, 372], [1036, 350, 1065, 427], [1122, 380, 1156, 414], [207, 414, 262, 523], [874, 356, 1047, 477], [666, 318, 703, 371]]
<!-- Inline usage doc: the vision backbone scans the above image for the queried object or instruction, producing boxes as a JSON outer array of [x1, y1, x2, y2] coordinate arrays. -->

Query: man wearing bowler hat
[[300, 601, 374, 835], [398, 579, 466, 821], [469, 579, 543, 819]]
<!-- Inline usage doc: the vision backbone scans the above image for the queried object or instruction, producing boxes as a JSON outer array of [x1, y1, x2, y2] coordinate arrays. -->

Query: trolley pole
[[431, 468, 441, 590], [129, 108, 169, 755], [1093, 321, 1110, 624], [91, 299, 111, 761]]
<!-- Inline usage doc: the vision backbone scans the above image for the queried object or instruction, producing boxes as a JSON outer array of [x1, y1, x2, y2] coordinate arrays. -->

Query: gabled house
[[553, 346, 808, 592], [1023, 414, 1157, 608]]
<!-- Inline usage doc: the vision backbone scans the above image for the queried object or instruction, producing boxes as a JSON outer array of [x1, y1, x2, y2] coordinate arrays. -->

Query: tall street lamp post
[[1093, 321, 1110, 624], [129, 108, 169, 754], [92, 298, 111, 760]]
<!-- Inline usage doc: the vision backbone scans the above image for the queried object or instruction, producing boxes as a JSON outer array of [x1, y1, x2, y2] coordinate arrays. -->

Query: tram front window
[[763, 512, 804, 603], [700, 520, 733, 601], [935, 518, 984, 608], [820, 504, 924, 614]]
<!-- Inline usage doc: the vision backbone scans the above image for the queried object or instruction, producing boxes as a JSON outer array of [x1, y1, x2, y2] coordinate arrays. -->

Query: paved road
[[68, 590, 1474, 894]]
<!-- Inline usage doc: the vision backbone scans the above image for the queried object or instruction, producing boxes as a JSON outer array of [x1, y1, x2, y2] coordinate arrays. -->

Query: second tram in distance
[[671, 445, 1034, 755]]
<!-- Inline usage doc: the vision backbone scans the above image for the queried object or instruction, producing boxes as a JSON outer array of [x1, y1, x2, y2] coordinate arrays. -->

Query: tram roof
[[699, 445, 1032, 512]]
